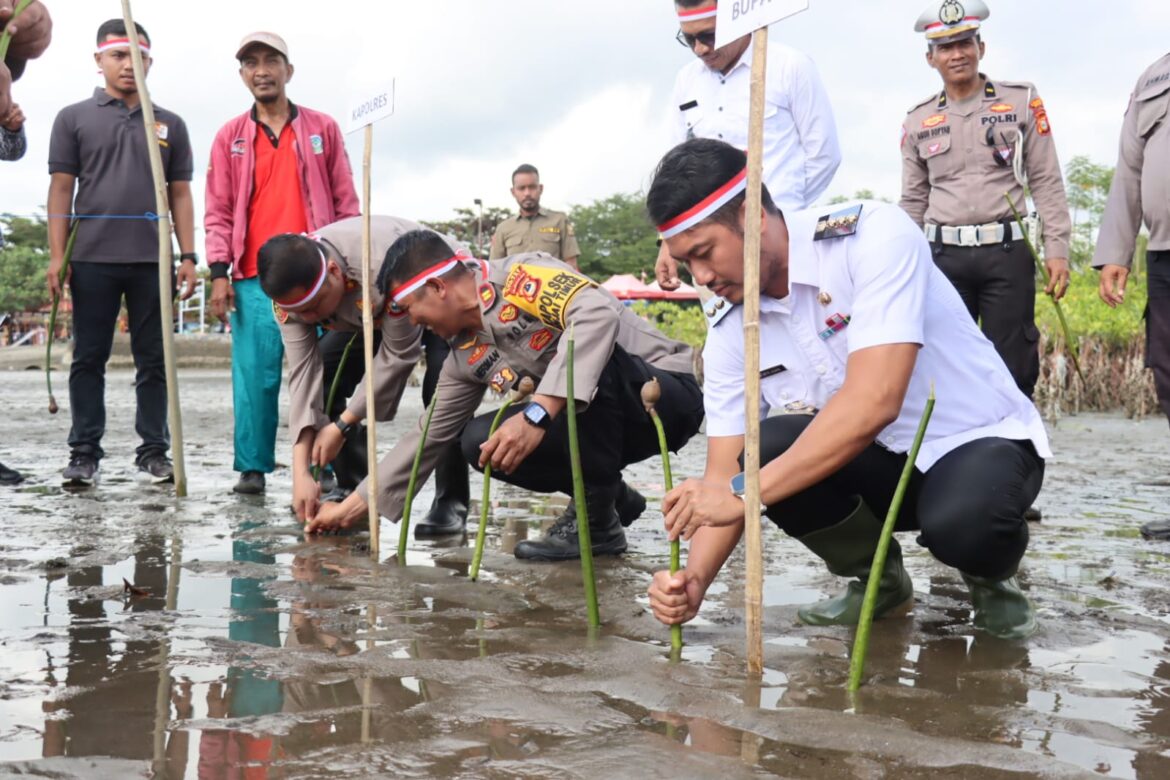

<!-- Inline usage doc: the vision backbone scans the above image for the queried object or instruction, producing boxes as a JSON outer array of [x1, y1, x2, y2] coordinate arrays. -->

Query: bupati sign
[[714, 0, 810, 49]]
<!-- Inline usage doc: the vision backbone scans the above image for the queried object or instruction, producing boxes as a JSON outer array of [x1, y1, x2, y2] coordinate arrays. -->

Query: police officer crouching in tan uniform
[[305, 230, 705, 562], [1093, 53, 1170, 540], [900, 1, 1071, 402], [256, 216, 470, 537], [490, 163, 581, 270]]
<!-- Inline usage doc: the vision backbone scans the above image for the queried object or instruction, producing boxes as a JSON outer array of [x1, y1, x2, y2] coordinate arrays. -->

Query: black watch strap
[[334, 418, 356, 438]]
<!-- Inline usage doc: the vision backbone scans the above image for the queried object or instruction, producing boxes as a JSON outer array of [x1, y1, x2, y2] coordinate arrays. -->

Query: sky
[[2, 0, 1168, 259]]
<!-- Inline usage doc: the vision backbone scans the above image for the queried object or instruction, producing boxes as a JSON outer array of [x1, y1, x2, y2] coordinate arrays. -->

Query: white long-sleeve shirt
[[669, 39, 841, 214]]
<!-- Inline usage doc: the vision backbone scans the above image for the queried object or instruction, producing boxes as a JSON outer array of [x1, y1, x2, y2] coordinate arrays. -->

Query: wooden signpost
[[346, 81, 396, 556], [714, 0, 810, 676], [121, 0, 187, 497]]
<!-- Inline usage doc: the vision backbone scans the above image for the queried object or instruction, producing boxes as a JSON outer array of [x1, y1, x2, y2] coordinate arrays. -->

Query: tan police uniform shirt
[[275, 215, 460, 442], [358, 252, 696, 520], [899, 76, 1072, 258], [489, 209, 581, 263], [1094, 53, 1170, 269]]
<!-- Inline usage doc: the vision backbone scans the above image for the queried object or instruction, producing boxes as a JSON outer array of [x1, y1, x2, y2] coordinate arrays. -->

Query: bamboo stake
[[847, 386, 935, 692], [121, 0, 186, 496], [45, 221, 78, 414], [149, 535, 182, 777], [566, 324, 600, 628], [311, 332, 358, 482], [360, 125, 379, 554], [470, 377, 535, 581], [1004, 194, 1084, 383], [398, 392, 438, 564], [742, 27, 769, 677], [641, 379, 682, 656]]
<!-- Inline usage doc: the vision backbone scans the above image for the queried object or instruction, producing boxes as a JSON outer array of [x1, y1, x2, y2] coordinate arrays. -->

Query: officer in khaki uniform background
[[490, 163, 581, 270], [1093, 52, 1170, 539], [306, 231, 705, 563], [255, 216, 470, 538], [900, 0, 1071, 401]]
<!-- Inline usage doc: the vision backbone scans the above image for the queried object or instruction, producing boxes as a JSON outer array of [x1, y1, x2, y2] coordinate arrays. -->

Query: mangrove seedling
[[566, 324, 601, 629], [46, 222, 79, 414], [641, 378, 683, 656], [398, 392, 439, 563], [470, 376, 536, 581], [847, 385, 935, 692]]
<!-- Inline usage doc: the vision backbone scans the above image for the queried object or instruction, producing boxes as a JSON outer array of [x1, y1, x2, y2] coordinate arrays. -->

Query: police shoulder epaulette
[[813, 204, 863, 242], [906, 93, 936, 114], [704, 296, 734, 327]]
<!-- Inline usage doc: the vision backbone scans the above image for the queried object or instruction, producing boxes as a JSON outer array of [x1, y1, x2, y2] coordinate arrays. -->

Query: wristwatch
[[730, 471, 746, 496], [522, 401, 551, 430], [334, 418, 357, 438]]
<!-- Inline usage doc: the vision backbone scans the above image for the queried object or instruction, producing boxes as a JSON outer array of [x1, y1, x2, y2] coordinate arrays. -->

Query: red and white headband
[[276, 244, 329, 309], [390, 253, 468, 303], [657, 168, 747, 239], [96, 37, 151, 56], [678, 4, 718, 22]]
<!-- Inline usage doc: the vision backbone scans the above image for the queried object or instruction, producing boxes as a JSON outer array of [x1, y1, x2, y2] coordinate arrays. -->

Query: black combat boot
[[513, 482, 628, 561], [414, 443, 470, 537]]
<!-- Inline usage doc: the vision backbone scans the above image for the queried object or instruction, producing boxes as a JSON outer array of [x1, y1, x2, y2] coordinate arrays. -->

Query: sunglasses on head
[[676, 29, 717, 49]]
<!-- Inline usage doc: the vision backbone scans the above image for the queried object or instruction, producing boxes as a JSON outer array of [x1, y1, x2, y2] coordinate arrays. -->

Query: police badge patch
[[939, 0, 965, 25]]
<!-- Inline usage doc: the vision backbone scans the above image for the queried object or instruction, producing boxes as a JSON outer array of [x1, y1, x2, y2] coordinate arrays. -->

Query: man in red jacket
[[205, 31, 359, 495]]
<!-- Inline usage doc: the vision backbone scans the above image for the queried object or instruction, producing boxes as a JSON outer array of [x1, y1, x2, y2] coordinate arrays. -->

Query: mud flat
[[0, 369, 1168, 778]]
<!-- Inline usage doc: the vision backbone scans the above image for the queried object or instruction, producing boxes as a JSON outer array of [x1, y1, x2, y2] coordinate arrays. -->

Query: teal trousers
[[230, 278, 284, 474]]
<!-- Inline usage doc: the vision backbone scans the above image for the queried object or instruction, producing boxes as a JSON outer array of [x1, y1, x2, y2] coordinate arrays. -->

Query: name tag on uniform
[[679, 100, 698, 111], [760, 364, 787, 379]]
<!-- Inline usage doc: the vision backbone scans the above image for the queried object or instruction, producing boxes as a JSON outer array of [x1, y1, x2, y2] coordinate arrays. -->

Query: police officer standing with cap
[[900, 1, 1072, 402], [1093, 52, 1170, 540]]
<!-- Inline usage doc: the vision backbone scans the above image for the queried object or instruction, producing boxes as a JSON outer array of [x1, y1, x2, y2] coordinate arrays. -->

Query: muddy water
[[1, 369, 1169, 778]]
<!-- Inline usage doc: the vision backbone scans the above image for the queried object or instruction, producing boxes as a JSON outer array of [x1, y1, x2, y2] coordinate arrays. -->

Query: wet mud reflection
[[0, 371, 1169, 777]]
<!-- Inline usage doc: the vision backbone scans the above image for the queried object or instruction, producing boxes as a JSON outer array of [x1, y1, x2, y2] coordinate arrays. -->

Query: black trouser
[[933, 239, 1039, 399], [67, 262, 169, 462], [1146, 250, 1170, 424], [757, 414, 1044, 580], [320, 329, 450, 488], [460, 347, 705, 495]]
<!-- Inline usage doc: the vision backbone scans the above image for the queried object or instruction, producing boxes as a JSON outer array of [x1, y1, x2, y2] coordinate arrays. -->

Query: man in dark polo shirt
[[204, 31, 359, 496], [46, 19, 197, 488]]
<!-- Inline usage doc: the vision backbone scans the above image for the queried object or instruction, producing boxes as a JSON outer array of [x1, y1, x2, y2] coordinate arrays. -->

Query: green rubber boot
[[960, 573, 1037, 640], [795, 499, 914, 626]]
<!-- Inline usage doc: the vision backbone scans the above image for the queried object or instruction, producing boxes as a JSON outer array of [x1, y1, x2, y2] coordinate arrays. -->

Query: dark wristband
[[209, 262, 230, 280], [179, 252, 199, 264]]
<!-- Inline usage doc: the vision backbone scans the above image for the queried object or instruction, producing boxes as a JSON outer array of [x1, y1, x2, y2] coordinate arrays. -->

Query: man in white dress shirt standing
[[655, 0, 841, 290], [645, 139, 1049, 640]]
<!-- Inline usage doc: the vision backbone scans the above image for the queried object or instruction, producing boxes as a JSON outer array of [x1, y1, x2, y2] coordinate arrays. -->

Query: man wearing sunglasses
[[900, 1, 1071, 406], [655, 0, 841, 293], [256, 217, 470, 538]]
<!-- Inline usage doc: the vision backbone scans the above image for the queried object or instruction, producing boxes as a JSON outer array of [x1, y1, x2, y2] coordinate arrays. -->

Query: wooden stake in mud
[[345, 80, 394, 555], [121, 0, 186, 497], [713, 0, 810, 677], [360, 125, 380, 555], [741, 27, 769, 677]]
